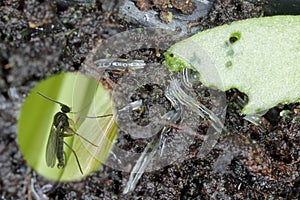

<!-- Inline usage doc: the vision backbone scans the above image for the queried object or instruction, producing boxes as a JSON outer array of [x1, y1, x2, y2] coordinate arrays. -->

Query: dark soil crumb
[[1, 0, 299, 199]]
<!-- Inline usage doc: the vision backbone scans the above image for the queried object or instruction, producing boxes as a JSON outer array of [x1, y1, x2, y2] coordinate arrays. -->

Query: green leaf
[[17, 72, 117, 181], [163, 15, 300, 114]]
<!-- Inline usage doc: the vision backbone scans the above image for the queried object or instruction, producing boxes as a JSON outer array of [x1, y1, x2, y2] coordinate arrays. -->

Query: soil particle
[[170, 0, 196, 14], [134, 0, 151, 11], [159, 11, 172, 24]]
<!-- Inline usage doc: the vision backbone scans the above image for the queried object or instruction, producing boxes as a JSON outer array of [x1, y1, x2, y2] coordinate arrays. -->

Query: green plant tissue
[[164, 15, 300, 114]]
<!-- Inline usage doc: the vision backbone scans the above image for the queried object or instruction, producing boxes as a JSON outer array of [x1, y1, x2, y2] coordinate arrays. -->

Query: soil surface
[[1, 0, 299, 199]]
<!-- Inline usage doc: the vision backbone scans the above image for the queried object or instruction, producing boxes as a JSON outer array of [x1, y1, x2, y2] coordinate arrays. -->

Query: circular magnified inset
[[17, 72, 116, 181]]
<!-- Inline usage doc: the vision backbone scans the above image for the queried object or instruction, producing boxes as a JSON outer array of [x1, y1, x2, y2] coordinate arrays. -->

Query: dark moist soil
[[0, 0, 299, 199]]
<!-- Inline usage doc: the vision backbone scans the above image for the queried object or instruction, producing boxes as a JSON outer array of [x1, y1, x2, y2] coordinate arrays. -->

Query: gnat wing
[[45, 123, 59, 168]]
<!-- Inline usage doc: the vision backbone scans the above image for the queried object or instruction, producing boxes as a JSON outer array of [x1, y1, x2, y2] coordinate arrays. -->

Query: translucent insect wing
[[45, 124, 59, 168]]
